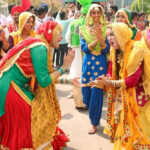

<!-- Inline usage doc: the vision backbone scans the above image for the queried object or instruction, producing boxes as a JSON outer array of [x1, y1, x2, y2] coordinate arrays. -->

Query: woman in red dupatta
[[0, 21, 74, 150]]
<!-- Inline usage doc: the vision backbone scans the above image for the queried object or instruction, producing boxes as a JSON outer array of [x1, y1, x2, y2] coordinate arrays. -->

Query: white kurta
[[65, 23, 82, 79]]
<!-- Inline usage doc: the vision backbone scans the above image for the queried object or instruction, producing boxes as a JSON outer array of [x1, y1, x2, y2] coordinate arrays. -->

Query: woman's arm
[[31, 46, 53, 88], [101, 39, 110, 54], [31, 45, 74, 88], [124, 64, 143, 88], [81, 36, 98, 54]]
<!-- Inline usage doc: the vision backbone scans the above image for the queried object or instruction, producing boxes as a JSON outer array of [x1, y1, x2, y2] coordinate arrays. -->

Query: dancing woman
[[90, 22, 150, 150], [80, 4, 109, 134], [0, 21, 74, 150]]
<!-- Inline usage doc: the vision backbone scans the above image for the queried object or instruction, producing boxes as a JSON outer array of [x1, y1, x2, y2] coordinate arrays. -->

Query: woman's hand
[[89, 76, 110, 88], [93, 25, 105, 46], [0, 30, 6, 42], [63, 48, 75, 68], [70, 77, 83, 87], [93, 25, 102, 40]]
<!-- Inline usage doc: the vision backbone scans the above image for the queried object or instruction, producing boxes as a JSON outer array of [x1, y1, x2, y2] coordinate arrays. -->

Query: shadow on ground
[[96, 125, 110, 140], [62, 113, 74, 120], [56, 89, 72, 98], [64, 147, 78, 150]]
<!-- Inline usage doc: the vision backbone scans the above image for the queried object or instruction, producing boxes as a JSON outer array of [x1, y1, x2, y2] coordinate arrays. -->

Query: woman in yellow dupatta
[[90, 22, 150, 149], [115, 8, 141, 41], [11, 11, 36, 46]]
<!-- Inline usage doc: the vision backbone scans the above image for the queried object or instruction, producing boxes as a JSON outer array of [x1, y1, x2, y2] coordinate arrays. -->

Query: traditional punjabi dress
[[0, 21, 68, 150], [5, 0, 31, 35], [105, 23, 150, 150], [80, 4, 109, 126], [11, 12, 36, 46], [115, 8, 142, 41]]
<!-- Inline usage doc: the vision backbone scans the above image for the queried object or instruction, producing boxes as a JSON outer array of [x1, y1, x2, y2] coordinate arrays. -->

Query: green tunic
[[0, 45, 52, 117]]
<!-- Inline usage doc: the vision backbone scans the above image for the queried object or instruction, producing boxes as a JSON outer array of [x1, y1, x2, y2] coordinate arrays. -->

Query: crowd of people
[[0, 0, 150, 149]]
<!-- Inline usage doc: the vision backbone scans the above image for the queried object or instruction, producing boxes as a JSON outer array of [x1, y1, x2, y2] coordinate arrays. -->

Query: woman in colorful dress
[[11, 11, 36, 46], [0, 21, 74, 150], [115, 8, 142, 41], [80, 4, 109, 134], [90, 22, 150, 149]]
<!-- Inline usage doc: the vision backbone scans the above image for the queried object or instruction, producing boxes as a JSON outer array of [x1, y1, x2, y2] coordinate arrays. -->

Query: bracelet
[[88, 44, 93, 51], [61, 78, 63, 84], [66, 79, 69, 84], [110, 80, 122, 88], [101, 43, 106, 50], [58, 67, 64, 75], [61, 64, 69, 72]]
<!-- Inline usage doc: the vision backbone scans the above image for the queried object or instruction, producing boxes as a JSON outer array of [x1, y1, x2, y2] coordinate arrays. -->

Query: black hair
[[8, 4, 15, 14], [53, 12, 58, 19], [60, 12, 65, 20], [104, 11, 110, 21], [131, 11, 138, 20], [27, 5, 35, 12], [139, 12, 146, 17], [110, 5, 118, 13], [36, 7, 47, 16]]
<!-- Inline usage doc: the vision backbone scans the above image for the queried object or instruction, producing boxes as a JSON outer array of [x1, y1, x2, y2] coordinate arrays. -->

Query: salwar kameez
[[81, 37, 109, 126], [0, 37, 68, 150]]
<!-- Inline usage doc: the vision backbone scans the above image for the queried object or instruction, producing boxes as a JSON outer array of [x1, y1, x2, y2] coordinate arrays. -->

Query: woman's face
[[23, 16, 35, 33], [107, 28, 120, 50], [91, 8, 101, 23], [104, 13, 109, 22], [75, 12, 81, 19], [115, 12, 127, 24], [52, 32, 63, 49]]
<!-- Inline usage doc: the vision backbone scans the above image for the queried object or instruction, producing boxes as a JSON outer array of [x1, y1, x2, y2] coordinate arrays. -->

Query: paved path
[[56, 81, 113, 150]]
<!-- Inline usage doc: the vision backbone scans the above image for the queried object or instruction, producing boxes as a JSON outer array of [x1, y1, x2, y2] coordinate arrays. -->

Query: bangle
[[101, 43, 106, 50], [88, 44, 93, 51], [61, 78, 63, 84], [61, 64, 69, 72], [110, 80, 122, 88], [58, 67, 64, 75], [66, 79, 69, 84]]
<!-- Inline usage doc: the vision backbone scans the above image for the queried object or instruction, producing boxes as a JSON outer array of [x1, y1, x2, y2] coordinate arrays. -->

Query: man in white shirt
[[35, 3, 54, 30]]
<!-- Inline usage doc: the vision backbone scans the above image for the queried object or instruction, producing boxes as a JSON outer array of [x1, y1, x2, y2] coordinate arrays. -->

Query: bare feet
[[88, 125, 96, 134]]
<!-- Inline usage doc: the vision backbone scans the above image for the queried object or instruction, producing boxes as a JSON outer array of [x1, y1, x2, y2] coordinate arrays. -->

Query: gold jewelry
[[61, 64, 69, 72], [93, 7, 99, 11], [101, 43, 106, 50]]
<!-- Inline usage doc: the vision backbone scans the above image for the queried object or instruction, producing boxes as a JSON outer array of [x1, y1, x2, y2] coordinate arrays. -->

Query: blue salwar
[[81, 37, 109, 126]]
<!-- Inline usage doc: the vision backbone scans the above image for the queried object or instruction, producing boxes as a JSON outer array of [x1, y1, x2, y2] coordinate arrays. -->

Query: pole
[[122, 0, 124, 8], [142, 0, 143, 12]]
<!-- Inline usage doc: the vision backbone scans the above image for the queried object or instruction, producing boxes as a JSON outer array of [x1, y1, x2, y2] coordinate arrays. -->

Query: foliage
[[131, 0, 150, 15]]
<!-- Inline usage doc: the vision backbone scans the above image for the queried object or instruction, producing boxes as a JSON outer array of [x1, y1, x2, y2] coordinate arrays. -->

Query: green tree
[[131, 0, 150, 14]]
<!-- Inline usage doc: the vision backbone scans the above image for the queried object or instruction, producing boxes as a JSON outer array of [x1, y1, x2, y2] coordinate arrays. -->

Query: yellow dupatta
[[104, 23, 150, 150], [31, 24, 63, 149]]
